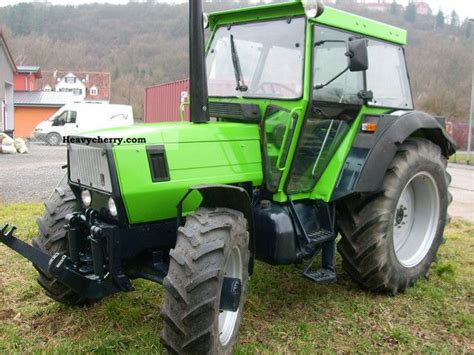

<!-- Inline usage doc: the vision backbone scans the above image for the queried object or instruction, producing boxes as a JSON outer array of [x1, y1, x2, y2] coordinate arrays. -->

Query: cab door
[[285, 25, 367, 196]]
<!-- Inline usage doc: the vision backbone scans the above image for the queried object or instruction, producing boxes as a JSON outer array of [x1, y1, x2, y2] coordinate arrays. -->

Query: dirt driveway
[[0, 143, 67, 204], [0, 143, 473, 223]]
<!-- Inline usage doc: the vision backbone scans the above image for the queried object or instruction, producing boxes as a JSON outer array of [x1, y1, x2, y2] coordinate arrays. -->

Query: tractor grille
[[208, 102, 260, 122], [68, 143, 113, 193]]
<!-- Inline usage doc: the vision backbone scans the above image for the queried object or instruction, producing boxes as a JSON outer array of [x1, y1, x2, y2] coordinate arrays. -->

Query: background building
[[14, 66, 42, 91], [14, 91, 73, 138], [0, 31, 16, 135], [37, 70, 111, 104]]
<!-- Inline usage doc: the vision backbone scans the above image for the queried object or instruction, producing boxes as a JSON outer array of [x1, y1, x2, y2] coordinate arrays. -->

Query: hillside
[[0, 1, 471, 121]]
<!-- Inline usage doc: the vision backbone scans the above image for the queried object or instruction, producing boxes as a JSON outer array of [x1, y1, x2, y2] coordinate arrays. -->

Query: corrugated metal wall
[[145, 79, 190, 123]]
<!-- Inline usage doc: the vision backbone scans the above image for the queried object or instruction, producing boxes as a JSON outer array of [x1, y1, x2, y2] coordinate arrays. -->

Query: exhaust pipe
[[189, 0, 210, 123]]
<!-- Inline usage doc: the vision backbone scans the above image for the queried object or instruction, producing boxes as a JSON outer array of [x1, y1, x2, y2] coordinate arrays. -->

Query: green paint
[[109, 122, 262, 223], [310, 106, 389, 201]]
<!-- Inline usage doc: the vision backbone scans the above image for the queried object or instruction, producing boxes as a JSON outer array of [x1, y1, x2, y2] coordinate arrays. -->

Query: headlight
[[203, 12, 209, 29], [35, 128, 42, 132], [81, 190, 92, 207], [108, 197, 118, 217], [301, 0, 325, 18]]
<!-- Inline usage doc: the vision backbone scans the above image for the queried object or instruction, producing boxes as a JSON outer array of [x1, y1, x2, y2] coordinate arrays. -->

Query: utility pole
[[468, 19, 474, 164]]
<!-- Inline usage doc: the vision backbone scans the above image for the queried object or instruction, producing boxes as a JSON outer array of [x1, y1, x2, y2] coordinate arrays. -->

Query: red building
[[14, 66, 42, 91], [411, 0, 432, 16], [145, 79, 190, 123]]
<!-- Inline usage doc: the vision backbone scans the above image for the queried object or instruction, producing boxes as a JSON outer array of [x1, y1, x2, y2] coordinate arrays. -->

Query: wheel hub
[[395, 206, 407, 225]]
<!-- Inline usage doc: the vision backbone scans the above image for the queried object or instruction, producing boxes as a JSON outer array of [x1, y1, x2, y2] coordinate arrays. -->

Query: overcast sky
[[0, 0, 473, 20]]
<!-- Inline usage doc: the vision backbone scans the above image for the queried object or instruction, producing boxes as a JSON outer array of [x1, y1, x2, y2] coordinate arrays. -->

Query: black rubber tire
[[337, 138, 452, 295], [160, 208, 249, 354], [32, 185, 88, 306], [46, 132, 61, 146]]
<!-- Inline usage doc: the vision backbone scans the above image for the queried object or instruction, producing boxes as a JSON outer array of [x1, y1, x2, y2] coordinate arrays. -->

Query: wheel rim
[[219, 246, 242, 346], [393, 171, 440, 268], [48, 134, 60, 145]]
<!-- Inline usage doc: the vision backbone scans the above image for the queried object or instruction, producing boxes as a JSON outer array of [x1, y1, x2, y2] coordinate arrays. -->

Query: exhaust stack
[[189, 0, 210, 123]]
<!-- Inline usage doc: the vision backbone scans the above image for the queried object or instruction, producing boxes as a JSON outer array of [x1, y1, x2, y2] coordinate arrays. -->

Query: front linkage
[[0, 211, 134, 301]]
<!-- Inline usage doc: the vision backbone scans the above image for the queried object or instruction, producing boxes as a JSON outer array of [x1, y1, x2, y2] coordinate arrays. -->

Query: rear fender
[[332, 111, 457, 200]]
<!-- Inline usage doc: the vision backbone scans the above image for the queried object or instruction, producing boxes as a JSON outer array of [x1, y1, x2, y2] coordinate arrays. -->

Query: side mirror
[[52, 118, 60, 126], [347, 38, 369, 72]]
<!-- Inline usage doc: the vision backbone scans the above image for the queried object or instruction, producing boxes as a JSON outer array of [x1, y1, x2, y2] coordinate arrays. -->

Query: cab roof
[[208, 1, 407, 46]]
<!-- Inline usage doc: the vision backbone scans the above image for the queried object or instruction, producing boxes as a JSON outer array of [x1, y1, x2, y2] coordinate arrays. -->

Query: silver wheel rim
[[393, 171, 440, 268], [219, 246, 242, 346], [48, 134, 60, 145]]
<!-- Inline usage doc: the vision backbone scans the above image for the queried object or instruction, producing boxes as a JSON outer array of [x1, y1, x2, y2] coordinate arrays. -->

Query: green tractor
[[1, 0, 456, 353]]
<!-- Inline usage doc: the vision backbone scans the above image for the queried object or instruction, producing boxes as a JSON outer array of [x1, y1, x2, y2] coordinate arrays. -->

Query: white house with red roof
[[37, 70, 111, 104]]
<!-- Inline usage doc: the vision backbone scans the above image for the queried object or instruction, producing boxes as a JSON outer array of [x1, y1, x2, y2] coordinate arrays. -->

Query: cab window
[[366, 40, 413, 109], [52, 111, 77, 126], [313, 26, 364, 105]]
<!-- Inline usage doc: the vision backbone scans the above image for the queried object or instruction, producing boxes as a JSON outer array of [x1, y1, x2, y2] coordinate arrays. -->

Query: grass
[[0, 204, 473, 353], [450, 153, 473, 165]]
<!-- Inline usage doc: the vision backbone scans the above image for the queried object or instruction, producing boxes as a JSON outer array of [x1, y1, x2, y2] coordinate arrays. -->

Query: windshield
[[207, 17, 306, 100]]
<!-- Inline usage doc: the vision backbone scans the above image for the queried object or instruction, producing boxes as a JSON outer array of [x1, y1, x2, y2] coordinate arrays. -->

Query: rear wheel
[[337, 138, 451, 294], [160, 208, 249, 354], [32, 185, 88, 306]]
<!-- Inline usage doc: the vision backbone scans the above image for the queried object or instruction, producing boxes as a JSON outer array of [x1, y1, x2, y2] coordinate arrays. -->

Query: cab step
[[307, 229, 334, 245]]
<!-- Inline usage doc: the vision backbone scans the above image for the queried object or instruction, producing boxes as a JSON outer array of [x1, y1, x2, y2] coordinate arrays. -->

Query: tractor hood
[[71, 121, 263, 224], [82, 121, 259, 145]]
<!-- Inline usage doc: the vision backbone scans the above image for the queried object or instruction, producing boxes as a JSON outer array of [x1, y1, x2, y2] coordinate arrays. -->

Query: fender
[[332, 111, 457, 200], [178, 184, 255, 275]]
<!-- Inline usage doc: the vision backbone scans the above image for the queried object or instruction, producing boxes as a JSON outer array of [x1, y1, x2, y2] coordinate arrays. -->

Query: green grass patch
[[450, 153, 473, 165], [0, 203, 473, 353]]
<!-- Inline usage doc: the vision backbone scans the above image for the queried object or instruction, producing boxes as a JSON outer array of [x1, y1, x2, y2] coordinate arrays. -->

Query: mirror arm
[[315, 66, 349, 90]]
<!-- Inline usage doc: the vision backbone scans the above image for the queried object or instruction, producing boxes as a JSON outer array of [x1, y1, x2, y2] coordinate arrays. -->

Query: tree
[[404, 3, 417, 23], [465, 20, 473, 39], [451, 10, 460, 27], [436, 10, 445, 30], [390, 0, 399, 16]]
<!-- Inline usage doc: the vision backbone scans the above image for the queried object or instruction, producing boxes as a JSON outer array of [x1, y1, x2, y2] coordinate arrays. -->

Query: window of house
[[65, 76, 76, 84], [44, 85, 52, 92], [90, 87, 98, 96], [366, 40, 413, 109], [313, 26, 365, 105], [73, 89, 82, 96]]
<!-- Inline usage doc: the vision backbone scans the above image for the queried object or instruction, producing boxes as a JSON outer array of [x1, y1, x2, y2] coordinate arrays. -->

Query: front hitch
[[0, 224, 51, 273], [0, 222, 131, 300]]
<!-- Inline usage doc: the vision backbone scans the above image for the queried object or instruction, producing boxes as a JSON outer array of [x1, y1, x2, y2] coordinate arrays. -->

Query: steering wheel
[[256, 82, 299, 97]]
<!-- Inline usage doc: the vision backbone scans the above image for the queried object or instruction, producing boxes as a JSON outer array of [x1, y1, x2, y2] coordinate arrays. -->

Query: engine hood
[[81, 121, 259, 145]]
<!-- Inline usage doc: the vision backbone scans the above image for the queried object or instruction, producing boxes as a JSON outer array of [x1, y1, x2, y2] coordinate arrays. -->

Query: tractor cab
[[205, 1, 413, 203]]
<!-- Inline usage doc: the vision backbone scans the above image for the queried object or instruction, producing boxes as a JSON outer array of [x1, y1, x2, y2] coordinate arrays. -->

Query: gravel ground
[[0, 143, 473, 223], [0, 143, 67, 204]]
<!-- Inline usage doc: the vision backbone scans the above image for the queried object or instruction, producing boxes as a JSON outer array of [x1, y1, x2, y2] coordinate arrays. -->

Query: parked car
[[34, 103, 134, 145]]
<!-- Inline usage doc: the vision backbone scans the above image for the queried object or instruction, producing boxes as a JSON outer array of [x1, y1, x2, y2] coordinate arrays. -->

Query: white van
[[34, 104, 134, 146]]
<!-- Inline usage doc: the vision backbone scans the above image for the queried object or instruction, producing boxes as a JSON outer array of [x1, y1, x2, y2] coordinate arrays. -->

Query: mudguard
[[332, 111, 457, 200], [178, 184, 255, 274]]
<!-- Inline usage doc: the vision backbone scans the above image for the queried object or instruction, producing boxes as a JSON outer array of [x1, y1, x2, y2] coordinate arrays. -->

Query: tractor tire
[[337, 138, 451, 295], [32, 185, 88, 306], [160, 208, 249, 354]]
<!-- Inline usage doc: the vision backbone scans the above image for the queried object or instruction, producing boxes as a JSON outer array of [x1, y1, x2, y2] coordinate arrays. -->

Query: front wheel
[[46, 132, 62, 146], [160, 208, 249, 354], [338, 138, 451, 294]]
